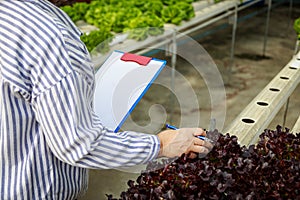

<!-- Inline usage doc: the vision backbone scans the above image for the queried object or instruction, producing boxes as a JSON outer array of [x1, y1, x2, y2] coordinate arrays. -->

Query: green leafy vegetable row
[[61, 0, 225, 52]]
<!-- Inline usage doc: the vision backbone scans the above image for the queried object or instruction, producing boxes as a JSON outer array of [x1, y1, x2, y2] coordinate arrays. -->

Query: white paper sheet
[[93, 51, 166, 132]]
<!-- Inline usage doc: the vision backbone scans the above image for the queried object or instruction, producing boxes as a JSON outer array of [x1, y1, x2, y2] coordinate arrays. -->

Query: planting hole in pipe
[[257, 101, 269, 106], [280, 76, 289, 80], [289, 66, 298, 70], [269, 88, 280, 92], [242, 118, 255, 124]]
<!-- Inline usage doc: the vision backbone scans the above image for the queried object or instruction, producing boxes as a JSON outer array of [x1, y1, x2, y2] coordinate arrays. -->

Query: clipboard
[[93, 50, 166, 132]]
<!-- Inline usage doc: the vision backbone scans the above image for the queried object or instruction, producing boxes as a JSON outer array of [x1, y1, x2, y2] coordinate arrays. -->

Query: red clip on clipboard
[[121, 53, 152, 66], [93, 50, 166, 132]]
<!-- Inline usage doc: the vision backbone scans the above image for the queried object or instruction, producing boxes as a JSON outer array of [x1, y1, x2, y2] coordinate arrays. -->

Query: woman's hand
[[157, 128, 213, 158]]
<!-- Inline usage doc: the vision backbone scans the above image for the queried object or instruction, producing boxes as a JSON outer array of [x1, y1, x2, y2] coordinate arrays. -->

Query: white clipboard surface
[[94, 50, 166, 132]]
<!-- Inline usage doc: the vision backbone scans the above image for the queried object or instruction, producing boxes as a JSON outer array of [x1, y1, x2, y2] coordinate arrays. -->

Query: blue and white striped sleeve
[[33, 70, 160, 169], [3, 0, 160, 169]]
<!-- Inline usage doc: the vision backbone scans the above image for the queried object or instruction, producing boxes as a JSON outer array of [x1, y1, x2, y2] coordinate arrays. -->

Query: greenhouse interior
[[60, 0, 300, 199], [3, 0, 299, 199], [57, 0, 300, 199]]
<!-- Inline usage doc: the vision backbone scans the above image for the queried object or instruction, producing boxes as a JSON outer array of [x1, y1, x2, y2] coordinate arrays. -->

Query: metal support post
[[263, 0, 272, 57], [294, 40, 300, 55], [288, 0, 293, 23], [229, 4, 238, 74]]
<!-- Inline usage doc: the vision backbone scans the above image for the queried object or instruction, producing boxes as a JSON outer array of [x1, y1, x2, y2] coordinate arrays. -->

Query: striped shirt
[[0, 0, 160, 199]]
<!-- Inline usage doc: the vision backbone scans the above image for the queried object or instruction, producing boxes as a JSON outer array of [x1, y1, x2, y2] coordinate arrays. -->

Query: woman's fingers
[[193, 137, 205, 146], [187, 152, 198, 159], [184, 138, 214, 158], [192, 128, 206, 137], [194, 138, 214, 150]]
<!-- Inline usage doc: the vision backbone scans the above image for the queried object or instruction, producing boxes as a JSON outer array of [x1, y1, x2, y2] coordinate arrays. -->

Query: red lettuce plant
[[107, 125, 300, 200]]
